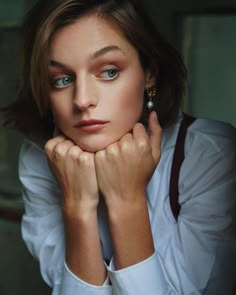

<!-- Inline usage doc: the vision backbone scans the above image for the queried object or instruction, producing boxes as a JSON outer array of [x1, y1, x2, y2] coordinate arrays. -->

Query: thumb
[[148, 111, 162, 163]]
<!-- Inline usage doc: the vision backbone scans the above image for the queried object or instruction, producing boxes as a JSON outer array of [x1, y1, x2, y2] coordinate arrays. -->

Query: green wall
[[0, 0, 26, 25], [145, 0, 236, 126], [183, 15, 236, 126]]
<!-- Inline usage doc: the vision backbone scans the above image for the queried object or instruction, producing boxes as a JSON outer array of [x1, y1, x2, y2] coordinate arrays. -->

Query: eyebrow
[[49, 45, 125, 68], [91, 45, 126, 59]]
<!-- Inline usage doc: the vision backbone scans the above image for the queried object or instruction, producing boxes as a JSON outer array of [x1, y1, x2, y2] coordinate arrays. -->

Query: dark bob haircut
[[2, 0, 187, 143]]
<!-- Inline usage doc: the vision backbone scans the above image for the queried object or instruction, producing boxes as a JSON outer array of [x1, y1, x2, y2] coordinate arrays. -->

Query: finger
[[120, 132, 133, 142], [148, 111, 162, 162], [133, 123, 149, 142], [45, 135, 68, 162], [119, 132, 133, 152], [132, 123, 153, 156], [53, 139, 76, 160], [45, 135, 66, 153], [67, 145, 84, 160]]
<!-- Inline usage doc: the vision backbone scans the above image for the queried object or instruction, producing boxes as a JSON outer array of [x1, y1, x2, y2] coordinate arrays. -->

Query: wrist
[[63, 204, 106, 286], [106, 191, 147, 217], [62, 194, 99, 218], [107, 196, 154, 269], [107, 197, 147, 224], [62, 201, 98, 221]]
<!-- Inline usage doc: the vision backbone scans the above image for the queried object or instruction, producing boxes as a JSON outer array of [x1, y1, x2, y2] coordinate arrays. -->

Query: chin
[[70, 129, 127, 153], [75, 140, 111, 153], [75, 136, 121, 153], [80, 145, 102, 153]]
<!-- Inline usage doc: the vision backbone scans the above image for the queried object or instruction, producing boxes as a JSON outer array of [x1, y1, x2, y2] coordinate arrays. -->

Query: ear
[[145, 70, 157, 89]]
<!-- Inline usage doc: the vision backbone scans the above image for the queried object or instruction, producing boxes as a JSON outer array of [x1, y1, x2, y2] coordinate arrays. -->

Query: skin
[[45, 14, 162, 286], [48, 14, 149, 153]]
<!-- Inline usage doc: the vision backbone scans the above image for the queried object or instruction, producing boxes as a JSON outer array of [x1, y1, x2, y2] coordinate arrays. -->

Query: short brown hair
[[2, 0, 187, 143]]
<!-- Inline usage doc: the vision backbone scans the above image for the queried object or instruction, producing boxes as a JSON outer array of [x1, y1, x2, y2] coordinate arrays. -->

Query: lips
[[74, 119, 109, 132]]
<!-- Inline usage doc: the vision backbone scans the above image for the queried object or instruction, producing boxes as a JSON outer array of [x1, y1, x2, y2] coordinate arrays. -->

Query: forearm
[[107, 193, 154, 269], [63, 204, 107, 286]]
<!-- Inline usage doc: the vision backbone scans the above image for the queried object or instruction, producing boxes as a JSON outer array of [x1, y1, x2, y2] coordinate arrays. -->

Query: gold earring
[[147, 85, 156, 110]]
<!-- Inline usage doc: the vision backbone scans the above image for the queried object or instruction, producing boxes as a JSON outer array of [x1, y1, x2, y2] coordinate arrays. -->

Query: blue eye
[[101, 69, 119, 80], [53, 77, 73, 88]]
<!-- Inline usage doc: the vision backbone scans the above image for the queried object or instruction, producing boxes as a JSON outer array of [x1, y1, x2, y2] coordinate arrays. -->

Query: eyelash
[[51, 76, 73, 88], [99, 68, 119, 80], [50, 67, 120, 89]]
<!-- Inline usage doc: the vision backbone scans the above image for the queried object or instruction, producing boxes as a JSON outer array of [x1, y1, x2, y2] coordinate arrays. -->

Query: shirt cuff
[[107, 252, 168, 295], [59, 262, 112, 295]]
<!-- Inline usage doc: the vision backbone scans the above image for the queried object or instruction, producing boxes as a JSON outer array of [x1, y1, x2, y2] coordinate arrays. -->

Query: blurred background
[[0, 0, 235, 294]]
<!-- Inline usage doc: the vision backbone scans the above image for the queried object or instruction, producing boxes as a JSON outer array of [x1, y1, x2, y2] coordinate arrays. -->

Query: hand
[[45, 134, 99, 213], [95, 111, 162, 207], [45, 131, 106, 285]]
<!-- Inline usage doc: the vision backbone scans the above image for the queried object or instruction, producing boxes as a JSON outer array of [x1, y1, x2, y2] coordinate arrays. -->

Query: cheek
[[50, 104, 64, 123], [117, 78, 145, 116], [49, 95, 72, 123], [111, 87, 144, 134]]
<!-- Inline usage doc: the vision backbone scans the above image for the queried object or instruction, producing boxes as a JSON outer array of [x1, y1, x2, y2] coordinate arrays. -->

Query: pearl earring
[[146, 85, 156, 110]]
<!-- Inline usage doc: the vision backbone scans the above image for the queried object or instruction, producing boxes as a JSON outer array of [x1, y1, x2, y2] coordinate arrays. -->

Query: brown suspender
[[169, 113, 196, 220]]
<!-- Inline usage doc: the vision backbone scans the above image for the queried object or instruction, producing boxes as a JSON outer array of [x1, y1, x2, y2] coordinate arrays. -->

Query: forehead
[[49, 14, 138, 61]]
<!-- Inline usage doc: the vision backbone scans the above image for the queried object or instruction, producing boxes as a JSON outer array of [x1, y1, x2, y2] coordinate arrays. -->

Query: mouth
[[73, 119, 109, 132]]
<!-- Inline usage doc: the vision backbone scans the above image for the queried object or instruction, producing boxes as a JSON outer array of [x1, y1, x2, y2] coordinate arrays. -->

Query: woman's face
[[48, 14, 153, 152]]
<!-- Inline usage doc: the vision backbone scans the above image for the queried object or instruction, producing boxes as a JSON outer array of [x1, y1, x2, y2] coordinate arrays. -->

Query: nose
[[73, 77, 97, 111]]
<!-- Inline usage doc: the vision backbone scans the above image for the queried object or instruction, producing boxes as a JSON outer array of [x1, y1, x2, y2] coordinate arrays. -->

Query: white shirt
[[19, 114, 236, 295]]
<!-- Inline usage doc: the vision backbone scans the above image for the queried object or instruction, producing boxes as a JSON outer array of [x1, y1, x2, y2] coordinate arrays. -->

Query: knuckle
[[121, 141, 131, 152], [79, 153, 91, 165], [54, 143, 67, 157], [45, 138, 56, 152], [68, 146, 80, 159], [107, 144, 119, 156], [137, 138, 148, 150], [44, 142, 53, 155]]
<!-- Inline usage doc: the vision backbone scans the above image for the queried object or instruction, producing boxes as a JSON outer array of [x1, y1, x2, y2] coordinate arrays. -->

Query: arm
[[20, 140, 112, 294], [95, 111, 161, 269], [45, 136, 106, 285], [95, 111, 170, 294], [107, 193, 154, 270], [95, 115, 236, 295], [63, 208, 105, 285]]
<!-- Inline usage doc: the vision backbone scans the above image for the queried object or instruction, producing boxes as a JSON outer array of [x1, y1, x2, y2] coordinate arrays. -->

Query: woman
[[3, 0, 236, 294]]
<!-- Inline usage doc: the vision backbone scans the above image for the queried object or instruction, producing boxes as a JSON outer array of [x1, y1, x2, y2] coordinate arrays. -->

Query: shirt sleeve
[[19, 140, 113, 295], [105, 120, 236, 295], [107, 253, 169, 295]]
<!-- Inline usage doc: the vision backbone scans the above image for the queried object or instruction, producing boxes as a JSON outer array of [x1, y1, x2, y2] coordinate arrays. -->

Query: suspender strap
[[169, 113, 196, 220]]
